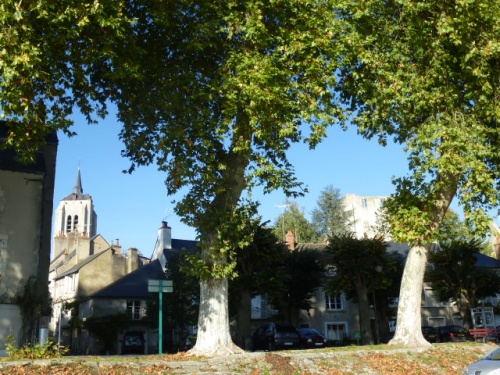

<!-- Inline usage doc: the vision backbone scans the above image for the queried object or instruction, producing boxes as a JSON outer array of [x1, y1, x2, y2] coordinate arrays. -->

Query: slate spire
[[73, 168, 83, 195]]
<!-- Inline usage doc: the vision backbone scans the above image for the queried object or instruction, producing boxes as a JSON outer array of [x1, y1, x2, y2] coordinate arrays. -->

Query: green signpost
[[148, 279, 173, 355]]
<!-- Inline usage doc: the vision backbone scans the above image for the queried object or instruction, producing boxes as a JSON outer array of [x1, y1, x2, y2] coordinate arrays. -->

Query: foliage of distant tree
[[324, 234, 391, 345], [272, 201, 316, 243], [266, 248, 324, 326], [335, 0, 499, 347], [229, 222, 289, 347], [375, 251, 405, 342], [230, 221, 324, 344], [311, 185, 351, 241], [425, 240, 500, 329], [437, 210, 477, 246]]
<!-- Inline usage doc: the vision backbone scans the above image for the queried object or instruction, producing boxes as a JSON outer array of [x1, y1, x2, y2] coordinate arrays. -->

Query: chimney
[[112, 238, 122, 254], [152, 221, 172, 270], [286, 230, 296, 250], [158, 221, 172, 251], [127, 248, 139, 273]]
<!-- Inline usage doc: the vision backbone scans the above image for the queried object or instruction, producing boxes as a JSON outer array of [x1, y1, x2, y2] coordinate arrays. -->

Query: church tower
[[52, 168, 98, 262]]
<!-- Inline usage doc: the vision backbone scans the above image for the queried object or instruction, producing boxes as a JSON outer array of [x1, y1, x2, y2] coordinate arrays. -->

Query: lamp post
[[372, 265, 383, 344]]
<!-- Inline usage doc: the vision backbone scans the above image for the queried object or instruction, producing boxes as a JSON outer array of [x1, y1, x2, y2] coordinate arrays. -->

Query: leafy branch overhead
[[0, 0, 132, 162], [336, 0, 500, 244]]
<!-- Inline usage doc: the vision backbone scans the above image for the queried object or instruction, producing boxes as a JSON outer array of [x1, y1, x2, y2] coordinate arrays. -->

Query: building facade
[[342, 193, 388, 239], [0, 121, 58, 356]]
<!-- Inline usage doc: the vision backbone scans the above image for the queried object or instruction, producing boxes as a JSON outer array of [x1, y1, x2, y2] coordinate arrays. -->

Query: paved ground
[[0, 342, 496, 374]]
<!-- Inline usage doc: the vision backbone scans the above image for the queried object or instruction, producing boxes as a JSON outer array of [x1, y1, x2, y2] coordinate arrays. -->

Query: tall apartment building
[[342, 194, 388, 239]]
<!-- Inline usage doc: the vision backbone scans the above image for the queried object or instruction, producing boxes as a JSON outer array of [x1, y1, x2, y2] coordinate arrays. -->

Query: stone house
[[48, 169, 148, 350], [76, 221, 198, 355], [0, 121, 58, 356]]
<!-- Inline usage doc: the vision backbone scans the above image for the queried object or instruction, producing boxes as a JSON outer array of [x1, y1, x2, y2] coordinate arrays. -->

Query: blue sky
[[53, 110, 411, 258]]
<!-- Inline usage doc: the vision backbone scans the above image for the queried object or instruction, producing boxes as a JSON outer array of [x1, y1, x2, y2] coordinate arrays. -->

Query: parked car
[[422, 326, 439, 343], [121, 331, 145, 354], [297, 328, 328, 349], [252, 323, 300, 351], [436, 325, 469, 342], [463, 345, 500, 374]]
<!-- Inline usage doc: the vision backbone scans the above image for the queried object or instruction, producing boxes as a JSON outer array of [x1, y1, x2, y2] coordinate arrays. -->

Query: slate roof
[[56, 250, 108, 279], [90, 259, 166, 299], [474, 252, 500, 268], [85, 239, 199, 300], [170, 239, 199, 253]]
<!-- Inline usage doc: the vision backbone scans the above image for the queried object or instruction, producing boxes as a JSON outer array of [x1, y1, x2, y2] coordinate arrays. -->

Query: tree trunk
[[389, 244, 432, 347], [355, 279, 373, 345], [189, 277, 243, 356], [236, 288, 252, 350], [459, 291, 473, 329]]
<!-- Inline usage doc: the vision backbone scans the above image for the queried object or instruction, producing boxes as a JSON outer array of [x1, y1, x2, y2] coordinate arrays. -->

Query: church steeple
[[73, 168, 83, 197], [53, 167, 98, 255]]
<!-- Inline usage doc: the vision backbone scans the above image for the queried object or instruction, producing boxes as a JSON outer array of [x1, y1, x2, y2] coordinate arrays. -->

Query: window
[[64, 274, 76, 293], [127, 300, 143, 320], [361, 198, 368, 208], [73, 215, 79, 232], [66, 216, 72, 233], [326, 323, 347, 341], [325, 294, 343, 310]]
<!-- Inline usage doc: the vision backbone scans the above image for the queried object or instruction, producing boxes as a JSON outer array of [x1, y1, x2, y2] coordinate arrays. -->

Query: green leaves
[[0, 0, 132, 162], [336, 0, 500, 242]]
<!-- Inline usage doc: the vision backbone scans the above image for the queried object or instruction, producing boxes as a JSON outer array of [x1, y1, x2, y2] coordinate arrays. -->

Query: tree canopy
[[335, 0, 499, 346], [229, 222, 289, 347], [266, 248, 324, 325], [0, 0, 130, 162], [325, 234, 390, 344], [426, 240, 500, 329], [108, 0, 344, 355], [272, 201, 316, 243], [311, 185, 351, 240]]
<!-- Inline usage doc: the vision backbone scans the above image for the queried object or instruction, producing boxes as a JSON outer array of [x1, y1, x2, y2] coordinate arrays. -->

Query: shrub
[[4, 334, 68, 359]]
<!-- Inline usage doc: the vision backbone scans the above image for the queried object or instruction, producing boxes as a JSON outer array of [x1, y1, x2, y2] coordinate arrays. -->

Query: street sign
[[148, 279, 173, 293], [147, 279, 174, 355]]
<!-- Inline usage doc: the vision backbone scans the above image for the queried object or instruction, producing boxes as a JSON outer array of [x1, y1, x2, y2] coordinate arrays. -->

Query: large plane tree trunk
[[389, 244, 432, 347], [189, 276, 243, 356]]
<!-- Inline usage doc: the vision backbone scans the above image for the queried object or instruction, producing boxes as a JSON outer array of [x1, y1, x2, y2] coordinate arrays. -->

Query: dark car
[[436, 325, 469, 342], [297, 328, 328, 349], [422, 326, 439, 343], [252, 323, 300, 351], [122, 331, 145, 354]]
